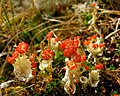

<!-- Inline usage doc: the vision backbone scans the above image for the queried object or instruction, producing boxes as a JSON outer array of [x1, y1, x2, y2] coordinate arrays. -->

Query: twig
[[105, 29, 120, 39], [43, 18, 63, 23], [105, 18, 120, 39], [115, 18, 120, 31], [98, 8, 120, 15], [87, 53, 92, 61], [0, 52, 11, 57]]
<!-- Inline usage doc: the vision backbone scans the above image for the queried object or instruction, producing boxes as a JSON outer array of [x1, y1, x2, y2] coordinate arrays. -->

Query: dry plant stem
[[48, 62, 52, 78], [105, 16, 120, 39], [105, 70, 119, 80], [0, 34, 9, 38], [0, 52, 11, 57], [30, 23, 63, 46], [53, 27, 80, 32], [8, 84, 34, 95], [99, 8, 120, 15], [109, 0, 116, 10], [115, 18, 120, 31], [93, 25, 100, 35], [43, 18, 63, 23], [68, 12, 79, 25], [105, 29, 120, 39], [2, 20, 50, 52], [30, 20, 80, 45], [0, 60, 7, 77], [48, 39, 50, 48], [87, 53, 92, 61], [92, 9, 101, 35], [27, 21, 50, 32], [88, 8, 101, 35], [93, 56, 97, 63], [51, 30, 57, 38], [53, 14, 73, 19], [106, 69, 120, 72]]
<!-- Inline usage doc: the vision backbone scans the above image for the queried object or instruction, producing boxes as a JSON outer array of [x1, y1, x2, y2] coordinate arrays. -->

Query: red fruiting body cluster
[[31, 61, 37, 68], [75, 79, 79, 83], [46, 32, 53, 40], [6, 42, 37, 76], [84, 66, 89, 70], [99, 43, 105, 48], [12, 50, 19, 58], [16, 42, 28, 54], [83, 40, 90, 45], [6, 56, 15, 64], [66, 60, 78, 70], [32, 70, 36, 76], [81, 54, 86, 62], [63, 45, 77, 58], [92, 35, 97, 39], [92, 43, 98, 49], [100, 34, 104, 38], [30, 54, 37, 69], [73, 54, 86, 62], [7, 42, 28, 64], [95, 63, 103, 69], [29, 54, 36, 76], [86, 35, 97, 41], [60, 37, 86, 62], [73, 53, 81, 62], [54, 38, 60, 42], [83, 35, 105, 49], [41, 49, 54, 60], [30, 54, 36, 62], [60, 38, 80, 58], [60, 39, 73, 50], [90, 2, 97, 7], [60, 38, 80, 50]]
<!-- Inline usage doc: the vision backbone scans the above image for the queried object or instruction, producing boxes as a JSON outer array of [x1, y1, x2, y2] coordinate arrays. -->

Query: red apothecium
[[12, 50, 19, 58], [6, 56, 15, 64], [63, 45, 77, 58], [92, 43, 98, 49], [16, 42, 28, 54], [46, 32, 53, 40], [95, 63, 104, 69], [54, 38, 60, 42], [81, 54, 86, 62], [31, 61, 37, 68], [73, 53, 81, 62], [30, 54, 36, 62], [41, 49, 54, 60]]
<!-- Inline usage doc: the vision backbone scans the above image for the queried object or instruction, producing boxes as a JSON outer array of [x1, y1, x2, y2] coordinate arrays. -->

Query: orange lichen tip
[[16, 42, 28, 54], [83, 40, 90, 45], [92, 35, 97, 39]]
